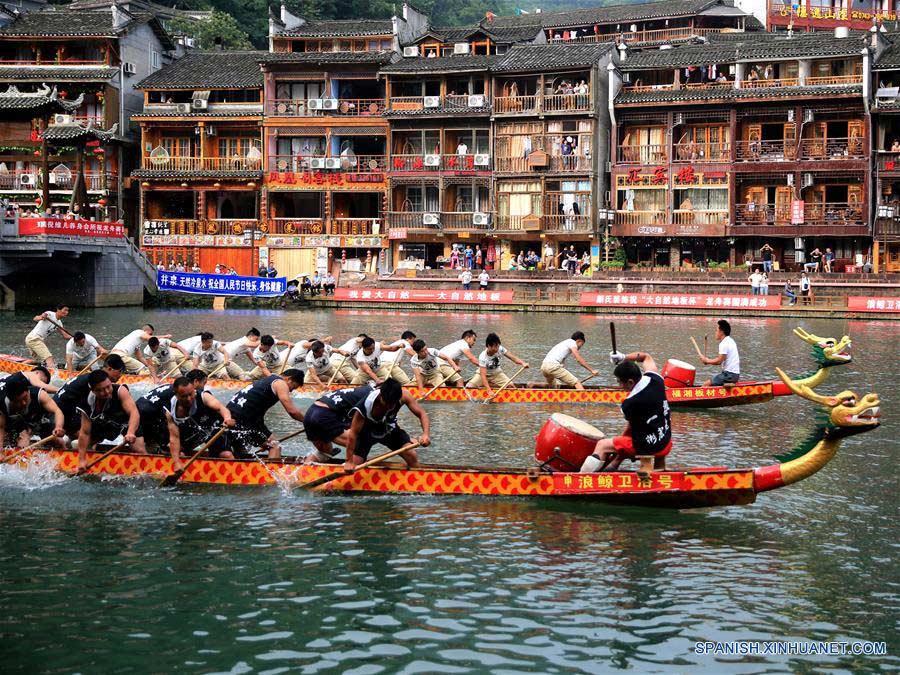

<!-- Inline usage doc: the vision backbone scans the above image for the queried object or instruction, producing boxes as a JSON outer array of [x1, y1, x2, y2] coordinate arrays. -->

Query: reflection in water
[[0, 310, 897, 671]]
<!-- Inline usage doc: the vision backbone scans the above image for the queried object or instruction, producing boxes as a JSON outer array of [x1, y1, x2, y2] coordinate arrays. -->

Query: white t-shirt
[[382, 339, 411, 366], [192, 341, 223, 365], [800, 277, 811, 291], [355, 344, 383, 370], [223, 337, 252, 358], [478, 271, 490, 286], [282, 342, 311, 369], [66, 333, 100, 362], [411, 348, 441, 374], [460, 271, 473, 284], [479, 346, 508, 371], [718, 336, 740, 374], [178, 335, 203, 354], [143, 338, 175, 362], [252, 345, 282, 370], [544, 338, 577, 365], [440, 339, 471, 362], [749, 273, 761, 288], [305, 345, 334, 374], [113, 329, 146, 355], [28, 311, 61, 341], [337, 337, 363, 356]]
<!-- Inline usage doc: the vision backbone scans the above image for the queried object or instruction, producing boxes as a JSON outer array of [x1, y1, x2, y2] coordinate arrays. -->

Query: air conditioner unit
[[324, 158, 341, 169], [206, 125, 216, 137], [123, 62, 137, 75], [621, 72, 631, 83], [801, 173, 814, 188], [19, 173, 36, 186], [467, 94, 485, 107], [422, 212, 439, 225], [474, 154, 489, 166], [402, 46, 419, 57], [321, 98, 339, 110], [309, 158, 326, 169], [175, 102, 192, 114], [48, 173, 57, 185], [454, 42, 470, 54], [424, 95, 441, 108], [192, 98, 208, 110], [787, 109, 795, 122], [673, 113, 684, 125], [53, 114, 73, 125], [472, 212, 490, 225], [803, 109, 814, 123], [424, 154, 441, 166]]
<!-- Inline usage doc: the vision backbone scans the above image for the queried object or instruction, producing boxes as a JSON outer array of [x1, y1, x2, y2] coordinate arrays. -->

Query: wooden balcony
[[267, 98, 385, 117], [386, 95, 490, 114], [798, 137, 865, 160], [268, 218, 326, 235], [330, 217, 381, 235], [740, 77, 800, 89], [614, 210, 666, 226], [492, 93, 591, 115], [542, 214, 592, 234], [612, 210, 728, 236], [617, 145, 668, 165], [268, 217, 380, 235], [542, 93, 592, 114], [734, 140, 796, 162], [805, 74, 863, 86], [140, 156, 262, 172], [389, 154, 490, 172], [387, 211, 439, 231], [732, 203, 868, 236], [142, 219, 260, 236], [494, 214, 541, 232], [385, 211, 493, 232], [672, 210, 728, 226], [0, 169, 117, 192], [876, 151, 900, 172], [552, 25, 724, 45], [269, 154, 387, 173], [441, 212, 493, 232], [672, 142, 730, 163], [493, 95, 538, 115]]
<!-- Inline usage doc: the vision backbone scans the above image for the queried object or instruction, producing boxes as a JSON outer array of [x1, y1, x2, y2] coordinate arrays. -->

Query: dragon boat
[[0, 369, 880, 509], [0, 329, 851, 409]]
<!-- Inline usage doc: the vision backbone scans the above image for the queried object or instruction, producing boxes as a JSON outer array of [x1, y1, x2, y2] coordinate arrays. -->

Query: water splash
[[0, 454, 69, 491]]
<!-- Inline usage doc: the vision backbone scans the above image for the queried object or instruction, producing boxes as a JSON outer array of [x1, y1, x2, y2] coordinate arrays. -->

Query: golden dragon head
[[793, 328, 852, 365], [775, 367, 880, 437]]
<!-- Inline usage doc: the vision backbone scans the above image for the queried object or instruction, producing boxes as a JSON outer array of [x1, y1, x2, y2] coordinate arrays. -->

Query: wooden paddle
[[159, 427, 228, 488], [580, 372, 598, 386], [703, 335, 708, 359], [2, 434, 56, 465], [206, 360, 229, 379], [418, 368, 458, 401], [76, 354, 103, 376], [161, 357, 188, 380], [42, 315, 74, 340], [294, 441, 422, 491], [278, 427, 305, 443], [690, 336, 705, 360], [278, 343, 291, 375], [325, 354, 348, 388], [75, 440, 127, 476], [482, 364, 528, 405]]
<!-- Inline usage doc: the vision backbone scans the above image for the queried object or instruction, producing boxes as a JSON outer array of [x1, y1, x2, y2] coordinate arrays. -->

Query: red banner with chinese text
[[847, 296, 900, 313], [18, 218, 125, 238], [334, 288, 514, 304], [579, 292, 782, 310]]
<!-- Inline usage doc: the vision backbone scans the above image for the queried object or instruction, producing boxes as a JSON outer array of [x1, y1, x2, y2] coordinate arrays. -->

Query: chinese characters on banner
[[334, 288, 514, 304], [553, 471, 686, 493], [267, 172, 384, 187], [847, 296, 900, 313], [18, 218, 125, 238], [157, 272, 287, 297], [579, 293, 782, 310]]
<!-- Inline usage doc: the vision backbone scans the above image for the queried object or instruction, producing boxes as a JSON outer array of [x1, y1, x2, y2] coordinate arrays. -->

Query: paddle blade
[[296, 470, 343, 491], [159, 469, 185, 488]]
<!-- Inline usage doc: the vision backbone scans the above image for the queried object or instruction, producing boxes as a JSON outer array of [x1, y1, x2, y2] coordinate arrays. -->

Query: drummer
[[580, 350, 671, 475], [699, 319, 740, 387]]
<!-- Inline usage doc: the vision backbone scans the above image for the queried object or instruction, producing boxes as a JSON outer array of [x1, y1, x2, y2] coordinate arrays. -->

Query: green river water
[[0, 309, 897, 673]]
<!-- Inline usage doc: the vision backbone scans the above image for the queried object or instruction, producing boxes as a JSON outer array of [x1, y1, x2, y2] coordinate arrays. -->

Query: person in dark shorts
[[580, 351, 671, 476], [178, 369, 236, 459], [342, 378, 430, 471], [0, 374, 65, 448], [75, 369, 143, 471], [53, 354, 125, 439], [302, 384, 374, 463], [225, 369, 305, 459]]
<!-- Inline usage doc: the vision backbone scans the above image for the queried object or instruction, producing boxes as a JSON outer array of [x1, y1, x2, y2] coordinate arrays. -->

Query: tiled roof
[[42, 121, 118, 142], [136, 52, 266, 90], [132, 110, 264, 119], [0, 66, 117, 82], [275, 19, 393, 38], [492, 43, 614, 73], [417, 22, 543, 45], [616, 83, 863, 105], [0, 84, 84, 111], [380, 55, 500, 74], [874, 39, 900, 70], [259, 51, 397, 66], [0, 6, 172, 49], [384, 100, 491, 117], [487, 0, 732, 29]]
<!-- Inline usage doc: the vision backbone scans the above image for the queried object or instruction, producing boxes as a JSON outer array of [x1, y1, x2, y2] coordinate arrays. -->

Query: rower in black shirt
[[302, 384, 374, 463], [75, 369, 143, 471], [0, 374, 66, 448], [342, 378, 430, 471], [225, 369, 305, 459], [179, 369, 236, 459], [54, 354, 125, 438], [581, 350, 672, 475]]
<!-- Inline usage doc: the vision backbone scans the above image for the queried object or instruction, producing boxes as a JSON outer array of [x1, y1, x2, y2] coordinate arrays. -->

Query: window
[[161, 137, 191, 157], [498, 181, 542, 217], [151, 50, 161, 71]]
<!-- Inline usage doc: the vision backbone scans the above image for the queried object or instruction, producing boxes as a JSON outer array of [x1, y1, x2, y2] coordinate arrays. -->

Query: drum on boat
[[534, 413, 605, 472], [662, 358, 696, 388]]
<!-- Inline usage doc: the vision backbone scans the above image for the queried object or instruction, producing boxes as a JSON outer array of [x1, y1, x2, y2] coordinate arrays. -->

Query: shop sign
[[791, 200, 805, 225], [19, 218, 124, 238], [267, 171, 385, 188], [157, 271, 286, 296]]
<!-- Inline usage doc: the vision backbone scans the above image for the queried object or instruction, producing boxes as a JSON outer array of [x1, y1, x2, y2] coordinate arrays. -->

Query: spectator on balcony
[[323, 272, 336, 295], [824, 248, 835, 273], [760, 243, 774, 273], [561, 136, 574, 170], [892, 139, 900, 152], [716, 72, 729, 84], [800, 272, 812, 304], [456, 140, 468, 156], [747, 68, 759, 83]]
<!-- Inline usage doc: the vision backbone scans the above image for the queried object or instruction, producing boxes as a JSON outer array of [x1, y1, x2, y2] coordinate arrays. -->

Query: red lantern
[[86, 139, 100, 147], [33, 150, 41, 157], [93, 147, 105, 155], [35, 196, 43, 207], [98, 197, 108, 206], [59, 90, 67, 98]]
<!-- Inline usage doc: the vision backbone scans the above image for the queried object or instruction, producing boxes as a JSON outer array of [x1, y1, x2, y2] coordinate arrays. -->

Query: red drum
[[662, 358, 696, 388], [534, 413, 605, 471]]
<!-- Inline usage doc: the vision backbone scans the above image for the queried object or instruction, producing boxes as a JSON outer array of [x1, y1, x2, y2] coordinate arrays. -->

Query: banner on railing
[[157, 271, 286, 296], [334, 288, 514, 304], [18, 217, 124, 238], [847, 296, 900, 313], [579, 292, 781, 310]]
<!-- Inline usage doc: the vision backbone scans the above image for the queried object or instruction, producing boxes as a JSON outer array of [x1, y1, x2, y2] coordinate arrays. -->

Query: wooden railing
[[542, 214, 592, 233], [732, 204, 867, 235], [614, 210, 666, 226], [387, 212, 439, 230], [803, 202, 864, 227], [672, 210, 728, 226], [386, 95, 489, 113], [552, 25, 724, 45], [269, 154, 387, 173], [0, 170, 116, 191], [876, 151, 900, 171], [798, 137, 865, 160], [672, 142, 730, 162], [268, 218, 326, 235], [493, 95, 538, 114], [142, 219, 260, 236], [267, 98, 385, 117], [805, 74, 863, 86], [141, 156, 262, 171], [740, 77, 800, 89], [493, 94, 591, 114], [494, 215, 535, 231], [389, 154, 490, 172], [330, 218, 381, 235], [734, 140, 796, 161], [268, 218, 380, 235], [542, 93, 592, 113], [441, 212, 493, 231], [621, 84, 676, 93], [617, 144, 668, 164]]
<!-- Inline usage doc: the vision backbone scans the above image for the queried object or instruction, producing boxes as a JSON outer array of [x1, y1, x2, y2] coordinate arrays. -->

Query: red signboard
[[791, 200, 805, 225], [334, 288, 514, 304], [267, 171, 385, 188], [18, 218, 124, 238], [553, 471, 684, 493], [388, 228, 408, 240], [847, 296, 900, 313], [579, 292, 782, 310]]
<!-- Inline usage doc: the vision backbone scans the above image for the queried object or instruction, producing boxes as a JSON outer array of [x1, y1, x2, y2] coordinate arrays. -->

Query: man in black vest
[[580, 351, 671, 475], [75, 369, 143, 470], [225, 369, 305, 459], [54, 354, 125, 439], [0, 374, 65, 448]]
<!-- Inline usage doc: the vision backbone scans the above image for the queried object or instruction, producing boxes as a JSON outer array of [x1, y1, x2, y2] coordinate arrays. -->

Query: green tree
[[167, 9, 254, 50]]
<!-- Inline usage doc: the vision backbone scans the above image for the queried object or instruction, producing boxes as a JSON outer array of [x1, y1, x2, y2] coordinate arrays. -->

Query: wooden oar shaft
[[161, 357, 188, 380], [295, 441, 422, 491], [610, 321, 617, 353], [278, 344, 290, 375], [580, 372, 598, 385], [326, 354, 348, 388], [277, 427, 305, 443], [206, 360, 228, 378], [159, 427, 227, 487], [483, 364, 528, 404], [2, 434, 57, 464], [418, 368, 457, 401], [76, 354, 103, 376], [76, 441, 126, 476]]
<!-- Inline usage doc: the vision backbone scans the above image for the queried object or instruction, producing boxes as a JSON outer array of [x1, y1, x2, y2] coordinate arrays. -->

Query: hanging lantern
[[35, 195, 43, 207], [141, 181, 150, 188], [86, 139, 100, 147], [213, 182, 221, 188], [59, 90, 67, 98], [98, 197, 108, 206], [33, 150, 41, 157], [180, 182, 188, 188], [93, 147, 104, 155]]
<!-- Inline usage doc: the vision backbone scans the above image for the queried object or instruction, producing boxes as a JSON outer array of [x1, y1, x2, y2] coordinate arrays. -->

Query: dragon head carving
[[775, 367, 880, 438], [793, 328, 852, 366]]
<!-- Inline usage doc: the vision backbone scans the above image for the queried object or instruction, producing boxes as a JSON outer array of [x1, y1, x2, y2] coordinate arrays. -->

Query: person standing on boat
[[191, 332, 231, 377], [111, 324, 167, 376], [25, 304, 72, 369], [52, 354, 126, 439], [143, 337, 190, 380], [350, 337, 405, 386], [438, 330, 480, 386], [540, 331, 598, 390], [581, 351, 671, 475], [0, 374, 66, 449], [246, 335, 294, 380], [699, 319, 740, 387], [75, 369, 143, 471], [466, 333, 528, 397], [342, 379, 429, 471], [225, 369, 306, 460], [410, 339, 458, 389]]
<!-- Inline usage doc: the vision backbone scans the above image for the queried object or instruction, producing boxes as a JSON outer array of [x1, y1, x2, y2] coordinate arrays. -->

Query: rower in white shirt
[[26, 304, 72, 368], [330, 335, 367, 382], [65, 331, 106, 372], [410, 339, 458, 388], [466, 333, 528, 396], [350, 337, 404, 385], [437, 330, 480, 386], [246, 334, 293, 380], [304, 340, 351, 387], [540, 331, 597, 390], [279, 335, 332, 372], [191, 332, 230, 377], [380, 331, 417, 385], [111, 324, 167, 375], [142, 336, 190, 379], [220, 328, 263, 379]]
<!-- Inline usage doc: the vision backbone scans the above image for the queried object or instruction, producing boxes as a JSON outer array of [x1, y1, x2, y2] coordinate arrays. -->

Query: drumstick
[[690, 336, 704, 360], [610, 321, 617, 353], [703, 335, 708, 358]]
